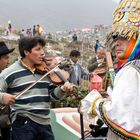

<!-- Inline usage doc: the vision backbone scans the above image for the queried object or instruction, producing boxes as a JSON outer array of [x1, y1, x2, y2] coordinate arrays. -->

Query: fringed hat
[[106, 0, 140, 61], [113, 0, 140, 39]]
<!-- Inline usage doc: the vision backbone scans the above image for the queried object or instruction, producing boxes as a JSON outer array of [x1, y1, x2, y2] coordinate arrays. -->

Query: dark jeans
[[0, 128, 10, 140], [11, 116, 55, 140]]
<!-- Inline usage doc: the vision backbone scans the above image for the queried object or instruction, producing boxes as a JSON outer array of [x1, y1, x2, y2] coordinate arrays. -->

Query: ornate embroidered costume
[[81, 0, 140, 139]]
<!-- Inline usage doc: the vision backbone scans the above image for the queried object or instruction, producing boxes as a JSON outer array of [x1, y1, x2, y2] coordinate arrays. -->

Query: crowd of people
[[20, 24, 43, 38], [0, 37, 75, 140], [0, 0, 140, 140], [0, 33, 108, 140]]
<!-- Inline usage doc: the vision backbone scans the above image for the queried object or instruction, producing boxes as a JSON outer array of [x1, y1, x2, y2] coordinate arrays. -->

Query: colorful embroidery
[[99, 102, 140, 140]]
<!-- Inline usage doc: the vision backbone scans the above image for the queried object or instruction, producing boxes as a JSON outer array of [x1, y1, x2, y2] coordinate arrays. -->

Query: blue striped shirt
[[0, 60, 64, 125]]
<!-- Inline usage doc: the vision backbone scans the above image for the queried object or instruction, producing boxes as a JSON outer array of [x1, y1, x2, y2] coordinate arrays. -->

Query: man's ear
[[24, 50, 30, 56]]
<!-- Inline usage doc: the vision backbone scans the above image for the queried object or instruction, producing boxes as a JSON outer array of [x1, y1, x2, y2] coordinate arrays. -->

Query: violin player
[[0, 36, 74, 140]]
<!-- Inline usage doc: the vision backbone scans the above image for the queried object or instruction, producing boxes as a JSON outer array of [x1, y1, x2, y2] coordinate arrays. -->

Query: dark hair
[[18, 36, 46, 57], [69, 50, 81, 57]]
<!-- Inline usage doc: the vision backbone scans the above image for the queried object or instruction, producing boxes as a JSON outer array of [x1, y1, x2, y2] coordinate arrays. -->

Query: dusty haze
[[0, 0, 117, 32]]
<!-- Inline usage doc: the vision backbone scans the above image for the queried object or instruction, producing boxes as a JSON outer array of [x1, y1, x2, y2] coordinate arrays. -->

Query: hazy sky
[[0, 0, 117, 32]]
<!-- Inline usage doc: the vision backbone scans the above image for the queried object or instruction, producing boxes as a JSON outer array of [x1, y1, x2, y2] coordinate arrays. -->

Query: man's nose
[[41, 49, 45, 56]]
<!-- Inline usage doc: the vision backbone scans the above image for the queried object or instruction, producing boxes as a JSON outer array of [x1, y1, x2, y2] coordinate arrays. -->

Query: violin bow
[[16, 64, 59, 99], [0, 64, 60, 110]]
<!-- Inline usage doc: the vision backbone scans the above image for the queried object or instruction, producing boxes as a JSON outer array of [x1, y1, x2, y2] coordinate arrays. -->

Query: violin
[[35, 57, 84, 100], [0, 57, 82, 110], [35, 56, 70, 85]]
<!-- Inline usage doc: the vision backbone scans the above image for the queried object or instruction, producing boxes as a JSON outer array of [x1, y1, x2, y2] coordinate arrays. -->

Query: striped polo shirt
[[0, 60, 64, 125]]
